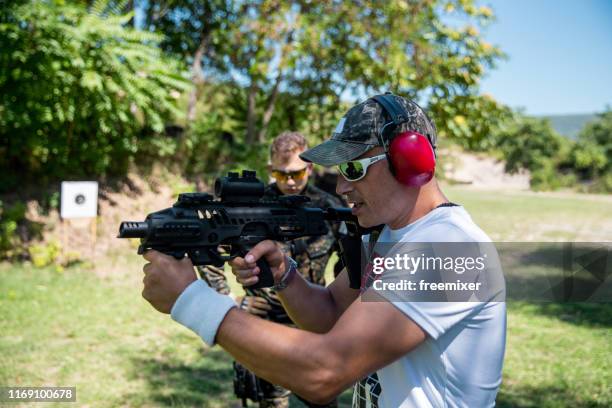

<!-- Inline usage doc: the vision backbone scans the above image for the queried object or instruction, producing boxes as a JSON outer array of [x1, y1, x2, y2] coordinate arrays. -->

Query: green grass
[[499, 302, 611, 407], [0, 257, 235, 407], [1, 188, 611, 407], [444, 186, 612, 241]]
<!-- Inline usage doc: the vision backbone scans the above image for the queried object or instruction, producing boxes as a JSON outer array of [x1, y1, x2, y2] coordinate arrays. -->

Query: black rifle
[[118, 170, 359, 289]]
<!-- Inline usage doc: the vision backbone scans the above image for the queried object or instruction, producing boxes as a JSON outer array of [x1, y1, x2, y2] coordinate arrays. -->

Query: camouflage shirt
[[199, 182, 345, 324]]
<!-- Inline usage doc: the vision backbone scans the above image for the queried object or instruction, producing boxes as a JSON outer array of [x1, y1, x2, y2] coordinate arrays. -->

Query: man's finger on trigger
[[245, 240, 276, 264], [230, 256, 248, 269], [142, 250, 167, 262]]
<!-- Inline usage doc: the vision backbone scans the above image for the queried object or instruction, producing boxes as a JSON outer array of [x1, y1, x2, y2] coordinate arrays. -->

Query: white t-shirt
[[355, 206, 506, 408]]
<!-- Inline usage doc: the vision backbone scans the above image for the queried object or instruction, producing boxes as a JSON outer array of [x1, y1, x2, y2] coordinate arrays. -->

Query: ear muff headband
[[371, 94, 404, 151]]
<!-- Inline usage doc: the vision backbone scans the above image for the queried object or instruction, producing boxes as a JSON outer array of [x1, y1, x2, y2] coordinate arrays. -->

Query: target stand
[[60, 182, 99, 263]]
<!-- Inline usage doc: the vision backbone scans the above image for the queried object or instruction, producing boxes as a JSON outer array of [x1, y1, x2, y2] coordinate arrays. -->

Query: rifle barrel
[[118, 221, 149, 238]]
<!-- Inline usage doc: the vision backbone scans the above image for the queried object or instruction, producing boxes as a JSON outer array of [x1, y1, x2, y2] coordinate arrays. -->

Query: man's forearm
[[275, 269, 359, 333], [216, 308, 345, 404], [170, 275, 422, 405], [275, 272, 345, 333], [169, 278, 348, 403]]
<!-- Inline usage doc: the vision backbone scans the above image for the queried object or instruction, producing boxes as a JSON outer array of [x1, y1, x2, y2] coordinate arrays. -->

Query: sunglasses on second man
[[337, 154, 387, 182], [271, 167, 309, 182]]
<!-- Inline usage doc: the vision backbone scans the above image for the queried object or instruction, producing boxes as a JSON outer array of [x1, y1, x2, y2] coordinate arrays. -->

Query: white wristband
[[170, 280, 237, 346]]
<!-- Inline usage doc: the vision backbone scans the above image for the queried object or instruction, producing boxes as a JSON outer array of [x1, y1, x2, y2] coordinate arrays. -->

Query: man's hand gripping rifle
[[118, 170, 357, 289]]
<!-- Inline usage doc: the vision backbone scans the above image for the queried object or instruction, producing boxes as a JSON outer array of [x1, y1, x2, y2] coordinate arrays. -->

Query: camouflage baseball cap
[[300, 94, 437, 166]]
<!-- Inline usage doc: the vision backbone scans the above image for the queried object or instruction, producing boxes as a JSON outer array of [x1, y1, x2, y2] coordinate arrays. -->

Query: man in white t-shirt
[[140, 94, 506, 407]]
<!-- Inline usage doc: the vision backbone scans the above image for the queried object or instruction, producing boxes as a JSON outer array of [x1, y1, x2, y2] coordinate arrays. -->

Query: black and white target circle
[[75, 194, 86, 205]]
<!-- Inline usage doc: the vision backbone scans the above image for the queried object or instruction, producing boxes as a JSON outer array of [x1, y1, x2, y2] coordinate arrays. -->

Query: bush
[[494, 115, 569, 175], [0, 0, 190, 193], [572, 110, 612, 191], [162, 113, 270, 182], [28, 240, 61, 268], [491, 112, 612, 192], [530, 161, 576, 191], [593, 173, 612, 193], [0, 199, 45, 260]]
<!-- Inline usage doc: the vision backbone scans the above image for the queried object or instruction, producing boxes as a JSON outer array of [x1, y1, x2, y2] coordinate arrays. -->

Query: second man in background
[[200, 131, 345, 408]]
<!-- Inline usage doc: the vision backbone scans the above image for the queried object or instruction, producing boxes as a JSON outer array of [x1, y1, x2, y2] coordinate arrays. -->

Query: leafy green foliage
[[571, 110, 612, 191], [293, 0, 508, 147], [0, 0, 190, 193], [496, 116, 567, 173], [493, 111, 612, 192], [493, 115, 573, 190], [28, 240, 62, 268], [181, 113, 269, 180], [141, 0, 233, 63], [0, 200, 43, 260], [141, 0, 507, 149], [0, 201, 24, 258]]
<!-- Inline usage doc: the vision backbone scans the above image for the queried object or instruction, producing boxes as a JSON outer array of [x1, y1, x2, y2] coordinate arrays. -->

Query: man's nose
[[336, 174, 352, 196], [287, 177, 296, 186]]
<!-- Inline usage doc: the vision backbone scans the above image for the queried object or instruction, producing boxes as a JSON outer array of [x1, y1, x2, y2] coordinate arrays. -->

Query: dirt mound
[[442, 149, 530, 190]]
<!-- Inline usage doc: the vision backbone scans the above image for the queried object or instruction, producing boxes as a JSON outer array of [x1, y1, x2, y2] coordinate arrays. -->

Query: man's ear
[[306, 162, 313, 176]]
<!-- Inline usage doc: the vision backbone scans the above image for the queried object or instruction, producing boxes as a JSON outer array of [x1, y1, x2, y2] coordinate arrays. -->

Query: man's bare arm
[[141, 249, 426, 404], [275, 269, 359, 333], [216, 290, 426, 404]]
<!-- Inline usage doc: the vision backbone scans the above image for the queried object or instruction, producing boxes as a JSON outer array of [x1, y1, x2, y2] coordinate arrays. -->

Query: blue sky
[[480, 0, 612, 115]]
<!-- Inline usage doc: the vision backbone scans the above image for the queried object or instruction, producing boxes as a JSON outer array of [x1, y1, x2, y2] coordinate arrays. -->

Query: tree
[[571, 109, 612, 192], [293, 0, 509, 147], [0, 0, 190, 192], [141, 0, 507, 148], [573, 110, 611, 177], [492, 110, 612, 192], [493, 114, 576, 190], [141, 0, 235, 121]]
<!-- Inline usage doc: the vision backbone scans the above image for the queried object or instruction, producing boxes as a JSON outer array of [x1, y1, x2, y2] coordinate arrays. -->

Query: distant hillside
[[537, 113, 597, 139]]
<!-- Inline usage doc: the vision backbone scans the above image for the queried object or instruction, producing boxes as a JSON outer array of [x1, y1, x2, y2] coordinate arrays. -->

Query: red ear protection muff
[[389, 130, 435, 186], [371, 94, 436, 187]]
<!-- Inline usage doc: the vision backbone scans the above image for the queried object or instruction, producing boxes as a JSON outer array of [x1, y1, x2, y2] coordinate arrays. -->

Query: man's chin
[[278, 185, 304, 195], [278, 188, 297, 195], [356, 215, 375, 229], [355, 209, 385, 229]]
